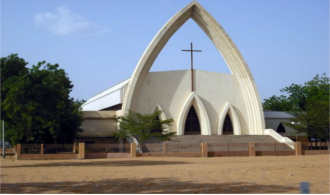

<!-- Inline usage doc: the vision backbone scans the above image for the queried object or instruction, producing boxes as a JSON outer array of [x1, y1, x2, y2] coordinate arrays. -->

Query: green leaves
[[1, 54, 84, 145], [112, 110, 175, 145], [262, 95, 293, 111], [264, 73, 329, 141]]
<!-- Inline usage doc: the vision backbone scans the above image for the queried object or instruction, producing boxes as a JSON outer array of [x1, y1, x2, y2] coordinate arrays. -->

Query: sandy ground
[[0, 155, 329, 194]]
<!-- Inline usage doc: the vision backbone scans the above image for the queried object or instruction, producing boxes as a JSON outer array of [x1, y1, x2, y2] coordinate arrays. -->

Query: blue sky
[[1, 0, 329, 102]]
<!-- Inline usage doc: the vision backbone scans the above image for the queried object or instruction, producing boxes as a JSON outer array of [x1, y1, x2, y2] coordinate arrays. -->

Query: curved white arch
[[150, 103, 169, 132], [150, 103, 167, 121], [122, 1, 265, 134], [218, 103, 241, 135], [177, 92, 211, 135]]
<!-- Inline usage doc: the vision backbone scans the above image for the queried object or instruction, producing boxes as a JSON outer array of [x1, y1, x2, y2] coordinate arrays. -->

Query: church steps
[[143, 135, 294, 152]]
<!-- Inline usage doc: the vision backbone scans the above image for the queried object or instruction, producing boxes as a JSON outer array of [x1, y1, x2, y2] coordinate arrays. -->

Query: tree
[[1, 54, 28, 122], [112, 110, 175, 152], [1, 54, 84, 145], [262, 95, 293, 111], [263, 74, 329, 148]]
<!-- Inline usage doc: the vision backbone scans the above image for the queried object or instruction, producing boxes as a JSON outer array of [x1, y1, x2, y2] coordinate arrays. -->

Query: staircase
[[146, 135, 284, 143], [144, 135, 294, 152]]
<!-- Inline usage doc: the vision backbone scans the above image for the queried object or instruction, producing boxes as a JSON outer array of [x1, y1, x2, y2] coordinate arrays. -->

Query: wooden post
[[163, 142, 167, 153], [106, 143, 108, 153], [40, 144, 44, 154], [131, 143, 137, 158], [16, 144, 21, 160], [73, 143, 76, 153], [78, 143, 85, 159], [249, 143, 256, 156], [201, 142, 208, 157], [295, 142, 302, 156]]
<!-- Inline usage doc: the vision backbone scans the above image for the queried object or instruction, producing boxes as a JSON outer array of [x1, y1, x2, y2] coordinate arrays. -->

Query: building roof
[[263, 111, 294, 119], [81, 78, 130, 111]]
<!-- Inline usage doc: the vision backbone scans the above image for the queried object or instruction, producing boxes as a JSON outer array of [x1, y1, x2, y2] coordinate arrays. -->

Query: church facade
[[80, 1, 294, 148]]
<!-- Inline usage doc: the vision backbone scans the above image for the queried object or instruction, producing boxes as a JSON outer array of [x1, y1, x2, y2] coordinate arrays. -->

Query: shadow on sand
[[1, 177, 298, 194], [2, 159, 190, 168]]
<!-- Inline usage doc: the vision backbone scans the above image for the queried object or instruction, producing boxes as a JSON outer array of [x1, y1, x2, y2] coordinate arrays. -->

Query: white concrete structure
[[122, 1, 265, 135], [80, 1, 293, 146], [82, 79, 129, 111]]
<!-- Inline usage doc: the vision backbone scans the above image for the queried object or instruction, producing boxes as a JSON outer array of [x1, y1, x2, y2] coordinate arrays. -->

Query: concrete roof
[[81, 79, 130, 111], [263, 111, 294, 119]]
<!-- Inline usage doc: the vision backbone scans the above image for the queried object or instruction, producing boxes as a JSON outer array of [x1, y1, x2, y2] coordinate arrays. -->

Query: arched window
[[222, 114, 233, 134], [184, 106, 201, 135], [277, 123, 286, 133]]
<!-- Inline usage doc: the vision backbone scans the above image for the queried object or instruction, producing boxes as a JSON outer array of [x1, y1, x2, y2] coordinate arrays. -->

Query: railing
[[44, 144, 75, 154], [308, 142, 329, 150], [166, 143, 201, 153], [85, 143, 130, 153], [255, 142, 292, 151], [21, 144, 41, 154], [264, 129, 295, 149]]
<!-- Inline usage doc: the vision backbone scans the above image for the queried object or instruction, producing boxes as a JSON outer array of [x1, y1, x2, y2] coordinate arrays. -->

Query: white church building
[[79, 1, 295, 148]]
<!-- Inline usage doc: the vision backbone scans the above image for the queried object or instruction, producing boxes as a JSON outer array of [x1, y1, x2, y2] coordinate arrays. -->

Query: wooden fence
[[11, 142, 328, 160]]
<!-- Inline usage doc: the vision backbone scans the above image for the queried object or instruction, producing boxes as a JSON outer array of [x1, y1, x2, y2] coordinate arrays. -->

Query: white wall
[[132, 70, 250, 135]]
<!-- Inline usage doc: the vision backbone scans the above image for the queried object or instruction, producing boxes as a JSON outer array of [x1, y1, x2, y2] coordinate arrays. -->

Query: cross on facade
[[182, 42, 202, 92]]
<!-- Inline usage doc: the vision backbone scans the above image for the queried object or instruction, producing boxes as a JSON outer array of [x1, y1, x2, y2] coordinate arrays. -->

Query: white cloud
[[35, 6, 109, 36]]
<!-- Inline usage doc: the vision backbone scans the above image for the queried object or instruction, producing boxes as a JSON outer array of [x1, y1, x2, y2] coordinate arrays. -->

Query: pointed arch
[[177, 92, 211, 135], [276, 123, 286, 133], [150, 103, 167, 121], [122, 1, 265, 134], [150, 103, 169, 132], [218, 103, 241, 135]]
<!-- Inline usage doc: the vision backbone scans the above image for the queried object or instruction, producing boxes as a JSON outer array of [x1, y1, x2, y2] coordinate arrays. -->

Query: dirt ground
[[0, 155, 329, 194]]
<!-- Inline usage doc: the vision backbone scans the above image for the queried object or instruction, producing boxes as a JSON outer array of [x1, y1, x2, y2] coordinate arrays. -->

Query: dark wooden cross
[[182, 42, 202, 92]]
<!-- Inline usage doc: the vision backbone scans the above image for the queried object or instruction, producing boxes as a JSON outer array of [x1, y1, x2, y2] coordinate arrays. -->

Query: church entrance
[[184, 106, 201, 135], [223, 114, 233, 134]]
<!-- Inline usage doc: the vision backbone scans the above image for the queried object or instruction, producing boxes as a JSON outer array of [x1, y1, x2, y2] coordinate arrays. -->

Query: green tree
[[112, 110, 175, 152], [262, 95, 293, 111], [1, 54, 28, 122], [263, 74, 329, 148], [1, 54, 84, 145]]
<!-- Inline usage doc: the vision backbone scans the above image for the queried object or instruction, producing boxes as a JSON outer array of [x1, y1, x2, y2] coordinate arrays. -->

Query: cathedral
[[79, 1, 295, 148]]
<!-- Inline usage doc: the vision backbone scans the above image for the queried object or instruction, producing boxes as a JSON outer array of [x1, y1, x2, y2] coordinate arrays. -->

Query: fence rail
[[21, 144, 41, 154], [44, 144, 75, 154], [255, 142, 292, 151], [85, 143, 130, 153], [166, 143, 201, 153], [208, 143, 249, 152], [308, 142, 328, 150]]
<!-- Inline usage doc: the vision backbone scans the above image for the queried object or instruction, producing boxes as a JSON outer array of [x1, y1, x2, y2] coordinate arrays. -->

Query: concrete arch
[[122, 0, 265, 134], [177, 92, 211, 135], [150, 103, 167, 121], [150, 103, 169, 132], [218, 103, 241, 135]]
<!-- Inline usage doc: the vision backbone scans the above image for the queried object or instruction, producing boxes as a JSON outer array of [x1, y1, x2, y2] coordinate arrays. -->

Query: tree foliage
[[112, 110, 175, 152], [1, 54, 84, 145], [263, 73, 329, 143]]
